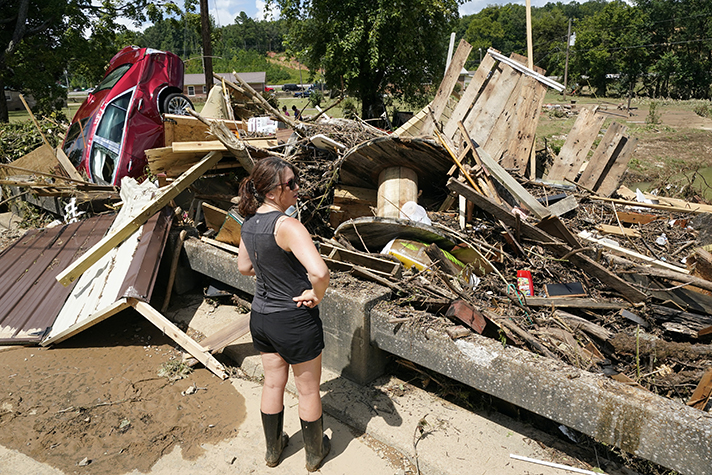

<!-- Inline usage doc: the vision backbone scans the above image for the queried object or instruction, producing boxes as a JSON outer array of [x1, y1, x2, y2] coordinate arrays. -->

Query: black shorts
[[250, 306, 324, 365]]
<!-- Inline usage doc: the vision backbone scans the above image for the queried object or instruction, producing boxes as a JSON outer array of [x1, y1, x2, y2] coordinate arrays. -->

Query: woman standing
[[237, 156, 331, 471]]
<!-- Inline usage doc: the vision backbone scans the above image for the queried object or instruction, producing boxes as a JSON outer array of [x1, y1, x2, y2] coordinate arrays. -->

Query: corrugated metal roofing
[[0, 215, 114, 344]]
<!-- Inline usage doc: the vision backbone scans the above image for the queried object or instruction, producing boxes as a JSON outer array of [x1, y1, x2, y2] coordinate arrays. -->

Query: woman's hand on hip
[[293, 289, 321, 308]]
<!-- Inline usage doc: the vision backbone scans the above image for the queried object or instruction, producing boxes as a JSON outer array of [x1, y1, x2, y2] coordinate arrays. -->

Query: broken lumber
[[687, 368, 712, 411], [457, 122, 550, 219], [607, 253, 712, 293], [547, 107, 605, 182], [223, 70, 301, 131], [579, 230, 689, 274], [186, 109, 255, 172], [420, 39, 472, 136], [56, 151, 223, 286], [131, 298, 228, 379], [447, 178, 647, 302]]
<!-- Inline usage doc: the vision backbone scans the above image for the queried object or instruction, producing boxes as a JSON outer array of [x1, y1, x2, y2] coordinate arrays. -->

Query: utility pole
[[200, 0, 213, 94], [563, 18, 572, 101], [525, 0, 533, 69]]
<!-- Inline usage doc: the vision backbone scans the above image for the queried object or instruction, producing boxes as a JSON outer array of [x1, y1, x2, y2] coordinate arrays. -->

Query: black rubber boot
[[261, 408, 289, 467], [300, 415, 330, 472]]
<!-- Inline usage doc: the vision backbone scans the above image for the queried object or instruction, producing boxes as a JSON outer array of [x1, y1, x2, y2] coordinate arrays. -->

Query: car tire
[[162, 93, 193, 115]]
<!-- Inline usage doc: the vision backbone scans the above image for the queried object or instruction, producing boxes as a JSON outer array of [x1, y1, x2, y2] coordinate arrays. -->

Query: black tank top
[[241, 211, 312, 313]]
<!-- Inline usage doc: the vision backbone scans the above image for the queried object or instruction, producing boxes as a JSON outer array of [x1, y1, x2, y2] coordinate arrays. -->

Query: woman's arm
[[276, 217, 329, 307], [237, 237, 255, 276]]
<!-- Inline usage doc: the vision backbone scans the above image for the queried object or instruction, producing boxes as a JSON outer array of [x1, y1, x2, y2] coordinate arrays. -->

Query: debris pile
[[2, 42, 712, 471]]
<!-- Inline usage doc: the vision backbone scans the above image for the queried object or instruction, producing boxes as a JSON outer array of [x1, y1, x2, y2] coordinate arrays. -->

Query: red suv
[[62, 46, 193, 185]]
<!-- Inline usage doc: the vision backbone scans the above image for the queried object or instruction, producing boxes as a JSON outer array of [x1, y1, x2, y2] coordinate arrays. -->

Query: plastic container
[[382, 239, 432, 271], [517, 270, 533, 296]]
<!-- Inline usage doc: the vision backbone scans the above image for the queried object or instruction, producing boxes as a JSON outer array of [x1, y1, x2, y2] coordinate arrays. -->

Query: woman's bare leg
[[292, 353, 323, 421], [261, 352, 289, 414]]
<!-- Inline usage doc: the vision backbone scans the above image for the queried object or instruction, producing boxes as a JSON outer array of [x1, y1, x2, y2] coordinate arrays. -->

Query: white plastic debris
[[399, 201, 431, 225]]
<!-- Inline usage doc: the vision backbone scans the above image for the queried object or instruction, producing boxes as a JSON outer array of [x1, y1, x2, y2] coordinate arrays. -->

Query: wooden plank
[[420, 39, 472, 137], [201, 236, 240, 254], [172, 139, 276, 153], [41, 298, 132, 346], [392, 104, 431, 137], [163, 113, 245, 146], [576, 122, 627, 190], [131, 299, 228, 379], [463, 63, 522, 147], [595, 223, 641, 238], [479, 50, 546, 170], [420, 40, 472, 135], [320, 242, 402, 278], [615, 211, 659, 225], [56, 151, 223, 286], [443, 53, 497, 139], [687, 368, 712, 411], [503, 76, 548, 174], [547, 195, 579, 217], [596, 136, 639, 197], [616, 185, 712, 214], [201, 202, 228, 231], [517, 297, 631, 309], [458, 125, 550, 219], [448, 178, 647, 302], [197, 312, 251, 353], [55, 147, 85, 182], [536, 215, 581, 248], [546, 107, 606, 182], [590, 195, 712, 214], [578, 230, 689, 274], [482, 73, 526, 164]]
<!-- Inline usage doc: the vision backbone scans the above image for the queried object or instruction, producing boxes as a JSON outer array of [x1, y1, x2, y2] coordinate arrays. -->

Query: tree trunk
[[0, 66, 9, 123]]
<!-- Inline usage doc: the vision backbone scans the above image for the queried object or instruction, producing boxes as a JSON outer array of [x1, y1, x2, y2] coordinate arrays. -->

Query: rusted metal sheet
[[118, 206, 173, 301], [0, 215, 114, 344]]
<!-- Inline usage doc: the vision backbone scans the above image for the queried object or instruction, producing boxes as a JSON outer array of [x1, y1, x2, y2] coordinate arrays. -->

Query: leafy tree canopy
[[0, 0, 180, 122], [271, 0, 463, 118]]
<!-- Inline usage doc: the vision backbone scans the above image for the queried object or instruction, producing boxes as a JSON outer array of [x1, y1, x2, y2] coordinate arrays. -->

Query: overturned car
[[62, 46, 193, 185]]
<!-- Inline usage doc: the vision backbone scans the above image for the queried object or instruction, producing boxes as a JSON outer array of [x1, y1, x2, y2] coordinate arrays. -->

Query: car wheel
[[163, 93, 193, 115]]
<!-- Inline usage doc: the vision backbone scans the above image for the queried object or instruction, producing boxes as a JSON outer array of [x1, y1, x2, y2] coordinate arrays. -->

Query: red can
[[517, 270, 533, 296]]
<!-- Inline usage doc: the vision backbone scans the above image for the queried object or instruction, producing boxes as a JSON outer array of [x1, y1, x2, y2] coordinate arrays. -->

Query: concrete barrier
[[370, 306, 712, 475]]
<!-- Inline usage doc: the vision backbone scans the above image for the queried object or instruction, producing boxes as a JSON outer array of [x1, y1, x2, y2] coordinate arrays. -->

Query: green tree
[[0, 0, 180, 123], [272, 0, 463, 119], [637, 0, 712, 99], [571, 0, 645, 96]]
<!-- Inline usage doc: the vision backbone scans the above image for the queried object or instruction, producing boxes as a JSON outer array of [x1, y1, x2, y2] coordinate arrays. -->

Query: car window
[[90, 90, 133, 184], [95, 92, 131, 143], [62, 117, 92, 167], [95, 63, 133, 93]]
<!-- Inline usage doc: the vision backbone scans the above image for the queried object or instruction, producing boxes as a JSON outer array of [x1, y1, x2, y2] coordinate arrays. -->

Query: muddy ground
[[0, 311, 244, 475]]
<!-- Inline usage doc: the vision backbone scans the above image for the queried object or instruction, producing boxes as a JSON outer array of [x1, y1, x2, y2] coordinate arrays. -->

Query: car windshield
[[94, 63, 133, 93]]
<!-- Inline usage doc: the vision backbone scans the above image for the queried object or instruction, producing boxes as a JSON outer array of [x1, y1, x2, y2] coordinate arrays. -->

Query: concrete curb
[[211, 323, 605, 475]]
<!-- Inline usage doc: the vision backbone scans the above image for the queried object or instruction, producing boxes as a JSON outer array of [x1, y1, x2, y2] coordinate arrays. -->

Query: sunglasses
[[279, 177, 299, 191]]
